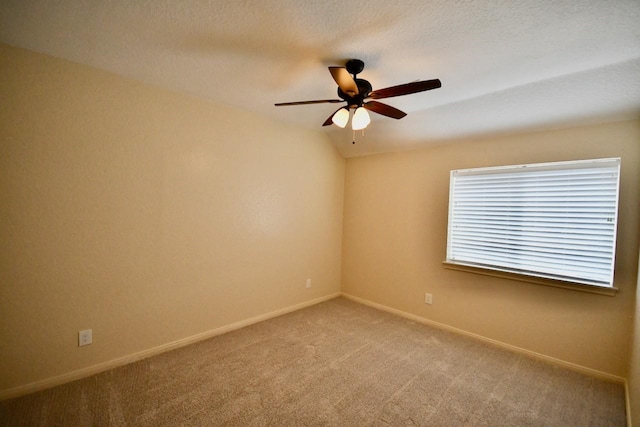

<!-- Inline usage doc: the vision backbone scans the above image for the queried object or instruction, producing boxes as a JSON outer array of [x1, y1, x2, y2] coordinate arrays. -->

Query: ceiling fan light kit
[[331, 107, 350, 128], [275, 59, 441, 139], [351, 107, 371, 131]]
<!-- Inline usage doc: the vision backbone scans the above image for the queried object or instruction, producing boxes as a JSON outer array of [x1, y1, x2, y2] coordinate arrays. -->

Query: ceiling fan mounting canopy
[[274, 59, 441, 128], [345, 59, 365, 76]]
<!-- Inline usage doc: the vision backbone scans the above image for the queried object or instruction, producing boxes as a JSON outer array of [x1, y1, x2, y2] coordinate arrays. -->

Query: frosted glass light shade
[[331, 108, 349, 128], [352, 107, 370, 130]]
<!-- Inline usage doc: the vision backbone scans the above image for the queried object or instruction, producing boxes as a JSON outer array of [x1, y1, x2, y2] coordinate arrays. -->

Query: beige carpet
[[0, 297, 626, 426]]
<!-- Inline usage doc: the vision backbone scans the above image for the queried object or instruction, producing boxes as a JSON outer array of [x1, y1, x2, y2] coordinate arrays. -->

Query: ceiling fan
[[275, 59, 441, 131]]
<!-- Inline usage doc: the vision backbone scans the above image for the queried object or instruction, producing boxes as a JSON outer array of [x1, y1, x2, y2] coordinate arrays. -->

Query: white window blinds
[[446, 158, 621, 288]]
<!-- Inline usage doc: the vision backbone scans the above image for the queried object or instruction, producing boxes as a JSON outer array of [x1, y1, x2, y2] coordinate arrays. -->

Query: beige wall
[[2, 41, 639, 412], [630, 252, 640, 424], [0, 44, 345, 394], [342, 121, 640, 377]]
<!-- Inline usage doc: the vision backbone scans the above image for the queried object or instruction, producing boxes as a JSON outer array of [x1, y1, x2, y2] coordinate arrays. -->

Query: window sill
[[442, 261, 619, 296]]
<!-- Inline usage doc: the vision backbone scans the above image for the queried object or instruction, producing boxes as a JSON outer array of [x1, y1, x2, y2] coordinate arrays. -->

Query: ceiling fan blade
[[275, 99, 343, 106], [368, 79, 441, 100], [329, 67, 359, 96], [322, 107, 345, 126], [364, 101, 407, 119]]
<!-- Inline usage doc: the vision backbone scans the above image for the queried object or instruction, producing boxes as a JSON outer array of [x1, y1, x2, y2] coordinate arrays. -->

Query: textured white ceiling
[[1, 0, 639, 157]]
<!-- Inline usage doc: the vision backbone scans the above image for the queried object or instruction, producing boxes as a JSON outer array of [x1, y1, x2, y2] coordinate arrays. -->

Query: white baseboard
[[625, 380, 632, 427], [0, 292, 341, 401], [341, 292, 626, 385]]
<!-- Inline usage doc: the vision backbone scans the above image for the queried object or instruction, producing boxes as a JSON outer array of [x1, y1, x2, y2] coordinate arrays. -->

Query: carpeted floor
[[0, 297, 627, 426]]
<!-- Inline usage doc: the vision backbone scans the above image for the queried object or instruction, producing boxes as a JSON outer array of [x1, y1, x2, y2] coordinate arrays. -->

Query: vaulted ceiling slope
[[1, 1, 639, 157]]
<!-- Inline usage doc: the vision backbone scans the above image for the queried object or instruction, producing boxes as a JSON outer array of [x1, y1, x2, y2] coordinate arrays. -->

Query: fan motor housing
[[337, 78, 372, 107]]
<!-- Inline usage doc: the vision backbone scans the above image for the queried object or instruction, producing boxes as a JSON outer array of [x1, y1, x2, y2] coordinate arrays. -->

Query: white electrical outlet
[[425, 293, 433, 305], [79, 329, 92, 347], [305, 279, 311, 288]]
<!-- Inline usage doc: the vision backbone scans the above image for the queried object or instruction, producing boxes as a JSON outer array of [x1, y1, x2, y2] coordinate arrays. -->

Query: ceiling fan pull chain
[[352, 129, 356, 144]]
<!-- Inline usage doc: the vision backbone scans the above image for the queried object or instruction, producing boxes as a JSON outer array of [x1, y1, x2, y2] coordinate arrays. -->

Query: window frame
[[444, 158, 621, 294]]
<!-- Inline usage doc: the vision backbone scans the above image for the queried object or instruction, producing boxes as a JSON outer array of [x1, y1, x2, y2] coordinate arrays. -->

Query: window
[[445, 158, 621, 288]]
